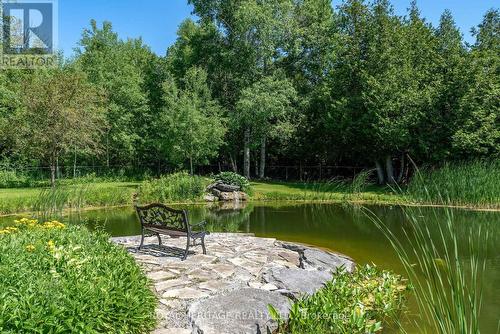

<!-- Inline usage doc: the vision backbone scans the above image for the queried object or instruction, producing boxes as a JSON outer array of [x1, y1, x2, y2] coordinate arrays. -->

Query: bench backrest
[[135, 203, 190, 233]]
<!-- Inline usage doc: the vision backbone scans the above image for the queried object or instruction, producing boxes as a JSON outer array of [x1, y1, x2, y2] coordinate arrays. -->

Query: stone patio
[[112, 233, 355, 334]]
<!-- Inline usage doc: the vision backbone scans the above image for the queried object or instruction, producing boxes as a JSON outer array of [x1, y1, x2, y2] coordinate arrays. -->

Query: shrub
[[0, 219, 157, 333], [138, 172, 207, 203], [214, 172, 251, 192], [0, 170, 30, 188], [270, 265, 408, 334]]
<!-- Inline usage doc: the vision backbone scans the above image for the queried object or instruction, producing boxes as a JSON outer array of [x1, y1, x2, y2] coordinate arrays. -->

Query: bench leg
[[182, 237, 190, 261], [201, 236, 207, 255], [157, 233, 162, 247], [139, 228, 145, 250]]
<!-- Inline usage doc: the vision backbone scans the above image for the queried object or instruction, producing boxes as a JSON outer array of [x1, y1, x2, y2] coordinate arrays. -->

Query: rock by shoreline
[[205, 182, 249, 202], [112, 233, 355, 334]]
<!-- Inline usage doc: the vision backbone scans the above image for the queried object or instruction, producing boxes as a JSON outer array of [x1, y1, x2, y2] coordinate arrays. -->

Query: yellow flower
[[15, 218, 38, 227], [0, 226, 19, 235], [47, 240, 56, 252], [26, 244, 36, 252], [42, 221, 66, 229]]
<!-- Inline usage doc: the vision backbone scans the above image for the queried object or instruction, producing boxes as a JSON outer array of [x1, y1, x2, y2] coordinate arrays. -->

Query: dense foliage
[[270, 265, 408, 333], [0, 1, 498, 183], [0, 219, 156, 333]]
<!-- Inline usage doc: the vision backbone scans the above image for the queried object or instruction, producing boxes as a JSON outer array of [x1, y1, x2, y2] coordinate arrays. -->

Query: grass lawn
[[251, 181, 406, 204], [0, 182, 140, 215]]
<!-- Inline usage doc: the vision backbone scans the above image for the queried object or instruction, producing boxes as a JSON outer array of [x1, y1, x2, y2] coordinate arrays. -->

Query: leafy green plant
[[214, 172, 251, 193], [138, 172, 207, 203], [0, 219, 156, 333], [270, 265, 408, 334]]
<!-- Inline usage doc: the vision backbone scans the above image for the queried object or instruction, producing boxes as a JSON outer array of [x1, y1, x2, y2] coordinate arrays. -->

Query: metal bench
[[135, 203, 209, 260]]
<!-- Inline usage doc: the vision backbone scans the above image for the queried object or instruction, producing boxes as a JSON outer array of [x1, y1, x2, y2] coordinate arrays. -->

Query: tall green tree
[[426, 9, 467, 161], [452, 9, 499, 157], [14, 68, 106, 186], [236, 74, 297, 178], [76, 20, 154, 167], [187, 0, 297, 175], [282, 0, 337, 166], [159, 67, 226, 174]]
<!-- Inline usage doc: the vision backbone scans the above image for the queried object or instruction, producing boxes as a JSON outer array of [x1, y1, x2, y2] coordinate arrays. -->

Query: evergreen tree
[[452, 9, 499, 157]]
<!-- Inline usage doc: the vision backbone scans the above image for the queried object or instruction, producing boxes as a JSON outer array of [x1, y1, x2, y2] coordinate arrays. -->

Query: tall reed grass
[[137, 172, 208, 203], [406, 160, 500, 209], [366, 199, 488, 333], [0, 183, 136, 216]]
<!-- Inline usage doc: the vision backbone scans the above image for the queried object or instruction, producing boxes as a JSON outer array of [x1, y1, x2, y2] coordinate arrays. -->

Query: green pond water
[[2, 202, 499, 333]]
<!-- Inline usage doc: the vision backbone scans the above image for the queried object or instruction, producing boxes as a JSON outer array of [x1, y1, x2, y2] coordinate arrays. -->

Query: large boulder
[[206, 184, 248, 202], [302, 248, 355, 272], [218, 191, 248, 202], [280, 243, 355, 272], [215, 183, 241, 192], [188, 288, 290, 334], [262, 267, 332, 299], [206, 182, 241, 193]]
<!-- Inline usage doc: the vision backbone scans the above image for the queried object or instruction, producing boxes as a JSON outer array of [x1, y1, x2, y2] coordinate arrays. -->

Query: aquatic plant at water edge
[[366, 204, 488, 333], [406, 159, 500, 208], [269, 265, 409, 333], [138, 171, 207, 203], [0, 218, 157, 333]]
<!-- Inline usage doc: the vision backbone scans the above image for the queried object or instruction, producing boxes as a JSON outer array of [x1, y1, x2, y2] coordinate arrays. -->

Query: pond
[[2, 202, 499, 333]]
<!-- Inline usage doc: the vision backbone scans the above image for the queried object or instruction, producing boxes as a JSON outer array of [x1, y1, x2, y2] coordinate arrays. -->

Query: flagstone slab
[[155, 279, 191, 292], [149, 271, 176, 282], [163, 287, 209, 300], [203, 263, 235, 278]]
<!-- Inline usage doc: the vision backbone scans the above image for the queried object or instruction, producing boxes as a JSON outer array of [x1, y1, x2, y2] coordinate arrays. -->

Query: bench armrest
[[190, 220, 208, 231]]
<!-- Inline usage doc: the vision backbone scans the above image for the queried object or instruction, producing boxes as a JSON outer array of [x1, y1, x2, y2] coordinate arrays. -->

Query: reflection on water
[[1, 202, 498, 332]]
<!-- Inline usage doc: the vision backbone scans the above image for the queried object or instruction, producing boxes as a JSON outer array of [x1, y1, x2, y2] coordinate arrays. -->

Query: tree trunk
[[56, 157, 60, 180], [254, 154, 259, 178], [106, 133, 110, 168], [243, 128, 250, 179], [73, 146, 77, 178], [259, 137, 266, 179], [50, 162, 56, 188], [375, 160, 385, 185], [229, 153, 238, 173], [386, 155, 395, 184], [397, 152, 406, 183], [189, 156, 194, 176]]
